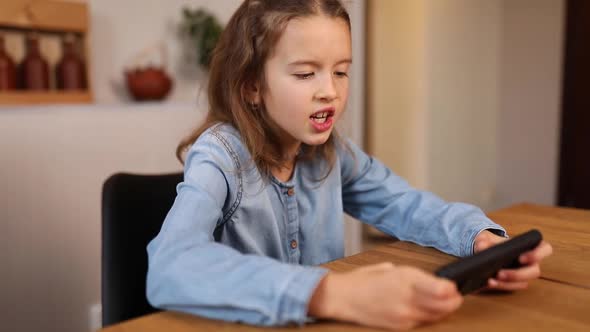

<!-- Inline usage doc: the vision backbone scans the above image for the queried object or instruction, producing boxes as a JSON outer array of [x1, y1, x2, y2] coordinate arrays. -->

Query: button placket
[[284, 185, 300, 263]]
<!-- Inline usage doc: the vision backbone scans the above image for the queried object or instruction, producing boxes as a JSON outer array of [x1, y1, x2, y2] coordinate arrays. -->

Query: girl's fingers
[[488, 278, 529, 291], [519, 241, 553, 264], [411, 273, 458, 299], [414, 291, 463, 317], [497, 264, 541, 282]]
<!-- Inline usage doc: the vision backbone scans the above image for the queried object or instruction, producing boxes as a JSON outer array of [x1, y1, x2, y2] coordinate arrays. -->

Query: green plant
[[180, 8, 223, 69]]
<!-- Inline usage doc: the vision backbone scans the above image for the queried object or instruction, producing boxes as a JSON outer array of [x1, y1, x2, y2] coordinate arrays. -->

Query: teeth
[[313, 117, 327, 124], [311, 112, 329, 119]]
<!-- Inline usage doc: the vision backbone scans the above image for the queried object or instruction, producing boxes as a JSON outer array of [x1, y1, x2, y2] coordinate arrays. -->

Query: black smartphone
[[435, 229, 543, 295]]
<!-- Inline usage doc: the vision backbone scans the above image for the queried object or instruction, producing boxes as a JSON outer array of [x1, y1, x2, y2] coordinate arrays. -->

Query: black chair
[[101, 172, 183, 327]]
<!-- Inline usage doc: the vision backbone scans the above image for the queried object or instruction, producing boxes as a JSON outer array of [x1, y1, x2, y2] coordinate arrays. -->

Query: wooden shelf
[[0, 0, 93, 105], [0, 91, 92, 105], [0, 0, 88, 33]]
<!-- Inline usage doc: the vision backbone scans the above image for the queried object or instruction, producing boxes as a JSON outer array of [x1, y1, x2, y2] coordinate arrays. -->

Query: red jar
[[0, 34, 17, 90], [18, 33, 50, 90], [56, 34, 87, 90]]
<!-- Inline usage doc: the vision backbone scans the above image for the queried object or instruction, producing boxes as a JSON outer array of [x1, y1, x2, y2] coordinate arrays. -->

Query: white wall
[[425, 0, 501, 208], [368, 0, 501, 210], [367, 0, 563, 212], [340, 0, 366, 256], [0, 104, 201, 332], [366, 0, 428, 188], [88, 0, 243, 105], [496, 0, 564, 209]]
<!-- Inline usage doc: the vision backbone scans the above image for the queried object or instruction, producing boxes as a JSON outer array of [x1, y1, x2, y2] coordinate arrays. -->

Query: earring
[[250, 101, 259, 111]]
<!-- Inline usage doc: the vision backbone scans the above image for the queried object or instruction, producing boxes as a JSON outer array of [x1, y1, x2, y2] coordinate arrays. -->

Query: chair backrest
[[101, 172, 183, 327]]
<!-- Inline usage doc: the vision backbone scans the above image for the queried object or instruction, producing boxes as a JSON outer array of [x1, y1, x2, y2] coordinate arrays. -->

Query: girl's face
[[261, 15, 351, 155]]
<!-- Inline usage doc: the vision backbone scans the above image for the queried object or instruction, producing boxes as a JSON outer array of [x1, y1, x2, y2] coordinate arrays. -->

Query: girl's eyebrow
[[287, 59, 352, 67]]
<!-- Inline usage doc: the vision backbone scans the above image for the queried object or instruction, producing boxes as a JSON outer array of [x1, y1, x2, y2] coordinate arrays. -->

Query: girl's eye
[[294, 73, 314, 80], [335, 71, 348, 77]]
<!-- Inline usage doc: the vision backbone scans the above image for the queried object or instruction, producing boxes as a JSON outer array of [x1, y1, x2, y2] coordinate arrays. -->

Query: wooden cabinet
[[0, 0, 92, 104]]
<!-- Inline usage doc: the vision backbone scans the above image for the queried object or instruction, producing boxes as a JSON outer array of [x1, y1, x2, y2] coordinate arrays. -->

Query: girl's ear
[[244, 81, 261, 105]]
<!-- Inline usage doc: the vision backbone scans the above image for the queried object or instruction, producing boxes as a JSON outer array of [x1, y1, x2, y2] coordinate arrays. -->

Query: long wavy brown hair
[[177, 0, 351, 181]]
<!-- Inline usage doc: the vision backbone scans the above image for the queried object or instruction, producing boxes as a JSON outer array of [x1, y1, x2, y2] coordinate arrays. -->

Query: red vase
[[56, 34, 87, 90], [0, 34, 17, 90], [18, 33, 50, 90]]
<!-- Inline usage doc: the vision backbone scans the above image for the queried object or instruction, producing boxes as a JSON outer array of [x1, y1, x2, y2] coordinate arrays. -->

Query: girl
[[146, 0, 552, 330]]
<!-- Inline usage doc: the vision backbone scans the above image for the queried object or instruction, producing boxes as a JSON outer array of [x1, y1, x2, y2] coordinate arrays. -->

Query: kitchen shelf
[[0, 0, 92, 105], [0, 91, 92, 105]]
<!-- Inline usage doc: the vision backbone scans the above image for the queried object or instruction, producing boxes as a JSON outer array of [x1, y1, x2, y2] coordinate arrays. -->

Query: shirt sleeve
[[146, 133, 328, 326], [338, 138, 506, 257]]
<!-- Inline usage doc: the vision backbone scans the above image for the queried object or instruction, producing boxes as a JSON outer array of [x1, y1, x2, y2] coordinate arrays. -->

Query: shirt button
[[287, 188, 295, 196], [290, 239, 298, 249]]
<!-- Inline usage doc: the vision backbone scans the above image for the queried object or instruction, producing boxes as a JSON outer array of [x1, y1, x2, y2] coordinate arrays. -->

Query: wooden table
[[101, 203, 590, 331]]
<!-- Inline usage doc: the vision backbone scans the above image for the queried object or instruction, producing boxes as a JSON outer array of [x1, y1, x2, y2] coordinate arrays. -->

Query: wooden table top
[[487, 203, 590, 289], [101, 203, 590, 332]]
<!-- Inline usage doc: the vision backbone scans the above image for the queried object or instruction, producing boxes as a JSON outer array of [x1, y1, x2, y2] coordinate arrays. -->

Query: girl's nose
[[315, 76, 337, 101]]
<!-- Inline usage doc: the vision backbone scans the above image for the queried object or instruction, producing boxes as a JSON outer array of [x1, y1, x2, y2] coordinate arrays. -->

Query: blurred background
[[1, 0, 586, 331]]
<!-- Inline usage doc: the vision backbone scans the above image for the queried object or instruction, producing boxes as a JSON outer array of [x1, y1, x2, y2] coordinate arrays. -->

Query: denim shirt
[[146, 123, 506, 326]]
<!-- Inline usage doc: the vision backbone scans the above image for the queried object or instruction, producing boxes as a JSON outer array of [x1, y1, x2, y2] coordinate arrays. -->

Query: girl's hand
[[473, 230, 553, 291], [308, 262, 463, 330]]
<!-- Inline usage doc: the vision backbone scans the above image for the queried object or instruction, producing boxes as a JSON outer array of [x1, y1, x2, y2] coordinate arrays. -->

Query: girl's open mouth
[[310, 109, 335, 131]]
